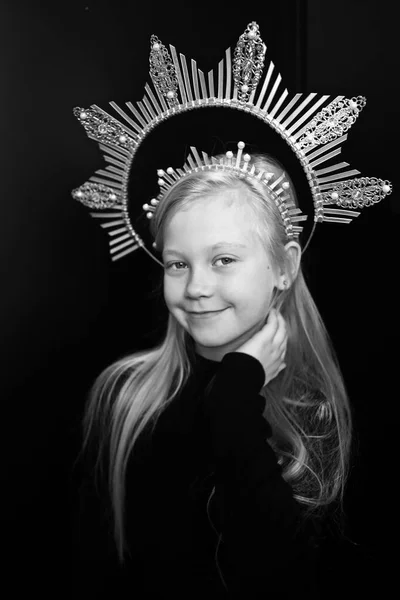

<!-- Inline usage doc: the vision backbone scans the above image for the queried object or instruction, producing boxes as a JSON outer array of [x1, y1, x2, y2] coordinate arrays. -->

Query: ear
[[276, 241, 302, 290]]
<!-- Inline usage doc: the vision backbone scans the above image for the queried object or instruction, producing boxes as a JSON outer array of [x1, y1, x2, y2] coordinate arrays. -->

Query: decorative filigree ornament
[[321, 177, 392, 209], [72, 182, 122, 209], [72, 106, 137, 151], [232, 21, 266, 103], [297, 96, 366, 150], [71, 21, 393, 264], [149, 35, 179, 107]]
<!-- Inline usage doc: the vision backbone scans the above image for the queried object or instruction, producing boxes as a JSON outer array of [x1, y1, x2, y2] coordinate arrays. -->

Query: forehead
[[163, 191, 257, 249]]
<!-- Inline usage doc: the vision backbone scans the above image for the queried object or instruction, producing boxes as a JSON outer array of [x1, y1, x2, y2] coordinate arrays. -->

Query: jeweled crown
[[71, 21, 392, 264]]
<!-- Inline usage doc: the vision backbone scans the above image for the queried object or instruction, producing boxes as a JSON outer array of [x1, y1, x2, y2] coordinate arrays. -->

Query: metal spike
[[198, 69, 208, 100], [105, 165, 125, 176], [208, 69, 215, 98], [324, 208, 361, 218], [191, 60, 200, 101], [98, 219, 125, 228], [93, 169, 123, 183], [187, 154, 197, 170], [137, 100, 152, 124], [99, 144, 130, 160], [109, 233, 131, 246], [103, 156, 126, 169], [144, 83, 162, 117], [105, 226, 128, 236], [275, 93, 302, 124], [281, 93, 319, 129], [142, 95, 157, 121], [305, 134, 348, 159], [180, 53, 193, 103], [232, 81, 238, 101], [291, 95, 344, 139], [314, 162, 350, 175], [218, 59, 224, 100], [111, 244, 140, 262], [89, 176, 123, 189], [151, 79, 168, 112], [270, 173, 285, 189], [170, 45, 187, 104], [202, 151, 210, 165], [225, 48, 232, 100], [316, 169, 360, 184], [190, 147, 204, 169], [90, 212, 124, 218], [262, 75, 283, 114], [124, 102, 147, 129], [108, 101, 144, 134], [110, 239, 136, 253], [309, 148, 342, 168], [160, 172, 175, 185], [255, 62, 274, 110], [291, 215, 308, 223]]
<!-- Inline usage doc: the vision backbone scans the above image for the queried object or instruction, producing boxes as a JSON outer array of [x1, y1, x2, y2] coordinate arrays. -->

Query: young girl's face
[[162, 188, 281, 362]]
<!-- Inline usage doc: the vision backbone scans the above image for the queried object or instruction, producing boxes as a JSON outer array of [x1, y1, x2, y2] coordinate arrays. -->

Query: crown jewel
[[71, 21, 393, 264]]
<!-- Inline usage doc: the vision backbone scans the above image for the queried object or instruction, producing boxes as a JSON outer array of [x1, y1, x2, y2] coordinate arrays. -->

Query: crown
[[71, 21, 392, 264], [142, 141, 306, 242]]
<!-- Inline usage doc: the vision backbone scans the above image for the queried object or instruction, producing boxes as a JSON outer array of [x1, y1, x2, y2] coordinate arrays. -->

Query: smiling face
[[162, 188, 282, 362]]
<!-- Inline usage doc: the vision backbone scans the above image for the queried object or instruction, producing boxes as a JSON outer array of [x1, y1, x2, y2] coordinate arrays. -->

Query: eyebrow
[[163, 242, 248, 257]]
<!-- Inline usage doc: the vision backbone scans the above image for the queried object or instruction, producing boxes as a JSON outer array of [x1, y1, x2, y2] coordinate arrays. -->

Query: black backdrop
[[1, 1, 398, 597]]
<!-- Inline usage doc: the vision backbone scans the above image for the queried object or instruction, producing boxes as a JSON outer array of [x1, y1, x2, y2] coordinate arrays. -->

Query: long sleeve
[[203, 351, 319, 597]]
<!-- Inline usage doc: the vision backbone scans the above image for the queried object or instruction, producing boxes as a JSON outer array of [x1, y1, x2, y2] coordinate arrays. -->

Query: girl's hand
[[235, 308, 287, 386]]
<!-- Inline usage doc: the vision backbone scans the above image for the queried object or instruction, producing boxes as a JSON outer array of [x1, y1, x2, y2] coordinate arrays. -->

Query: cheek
[[163, 278, 180, 307]]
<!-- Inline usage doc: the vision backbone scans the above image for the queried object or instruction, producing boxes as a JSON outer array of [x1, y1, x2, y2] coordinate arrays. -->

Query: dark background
[[1, 1, 398, 597]]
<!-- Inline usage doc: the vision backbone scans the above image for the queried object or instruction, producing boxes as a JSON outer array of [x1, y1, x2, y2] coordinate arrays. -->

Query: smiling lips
[[188, 308, 228, 317]]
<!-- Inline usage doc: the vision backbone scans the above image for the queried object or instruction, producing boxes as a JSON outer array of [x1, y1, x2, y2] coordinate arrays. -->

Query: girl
[[79, 151, 352, 596]]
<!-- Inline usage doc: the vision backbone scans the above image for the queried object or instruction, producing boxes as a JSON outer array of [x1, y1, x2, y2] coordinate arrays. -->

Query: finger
[[264, 308, 280, 336], [272, 312, 287, 345]]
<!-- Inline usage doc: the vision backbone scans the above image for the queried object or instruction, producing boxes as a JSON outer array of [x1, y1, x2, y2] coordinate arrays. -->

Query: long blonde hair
[[80, 153, 353, 562]]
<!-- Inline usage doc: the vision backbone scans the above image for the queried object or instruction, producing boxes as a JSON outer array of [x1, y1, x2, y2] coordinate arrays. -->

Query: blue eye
[[165, 257, 236, 270]]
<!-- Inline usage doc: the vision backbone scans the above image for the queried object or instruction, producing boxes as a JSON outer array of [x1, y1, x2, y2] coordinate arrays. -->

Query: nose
[[184, 266, 214, 298]]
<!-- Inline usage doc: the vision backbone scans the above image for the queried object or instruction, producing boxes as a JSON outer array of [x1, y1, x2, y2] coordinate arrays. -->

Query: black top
[[123, 351, 321, 597]]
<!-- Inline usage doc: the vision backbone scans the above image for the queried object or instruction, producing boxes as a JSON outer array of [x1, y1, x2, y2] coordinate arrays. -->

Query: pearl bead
[[80, 111, 87, 120], [152, 242, 157, 248], [237, 141, 245, 150], [226, 151, 233, 158], [76, 190, 83, 197], [152, 43, 160, 50], [349, 100, 357, 110], [331, 191, 339, 200], [282, 182, 290, 189], [119, 135, 127, 143], [167, 167, 174, 174], [109, 194, 117, 200], [157, 169, 165, 177], [142, 203, 149, 210], [150, 199, 158, 206], [247, 30, 257, 39], [241, 84, 249, 92], [166, 90, 175, 99], [382, 184, 390, 193], [243, 154, 251, 162], [158, 178, 165, 186], [146, 213, 153, 219]]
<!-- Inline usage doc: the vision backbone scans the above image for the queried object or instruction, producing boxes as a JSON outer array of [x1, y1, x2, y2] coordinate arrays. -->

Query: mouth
[[188, 308, 228, 318]]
